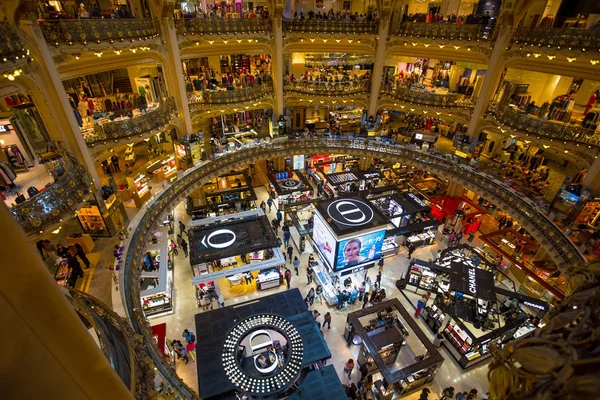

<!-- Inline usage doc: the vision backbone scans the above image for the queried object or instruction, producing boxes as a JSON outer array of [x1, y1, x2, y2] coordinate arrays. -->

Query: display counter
[[141, 229, 174, 318], [127, 173, 151, 208], [381, 236, 399, 258], [312, 261, 339, 306], [256, 268, 282, 290], [406, 230, 435, 248], [66, 233, 95, 253], [54, 259, 74, 287]]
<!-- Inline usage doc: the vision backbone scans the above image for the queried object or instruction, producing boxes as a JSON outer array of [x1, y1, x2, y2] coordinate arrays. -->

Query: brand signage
[[0, 124, 11, 133], [201, 228, 236, 249], [467, 267, 477, 294], [523, 301, 546, 310], [327, 199, 374, 227]]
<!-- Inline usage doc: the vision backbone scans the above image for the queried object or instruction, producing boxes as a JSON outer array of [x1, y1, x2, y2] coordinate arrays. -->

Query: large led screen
[[312, 212, 337, 269], [335, 230, 386, 271]]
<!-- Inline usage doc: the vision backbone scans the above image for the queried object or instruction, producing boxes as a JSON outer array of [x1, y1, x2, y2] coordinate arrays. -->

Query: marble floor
[[144, 184, 491, 399]]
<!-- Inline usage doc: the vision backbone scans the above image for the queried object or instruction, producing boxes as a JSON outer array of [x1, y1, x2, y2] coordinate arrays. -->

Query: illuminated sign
[[524, 301, 546, 310], [327, 199, 374, 227], [467, 267, 477, 294], [201, 228, 236, 249], [415, 133, 423, 140]]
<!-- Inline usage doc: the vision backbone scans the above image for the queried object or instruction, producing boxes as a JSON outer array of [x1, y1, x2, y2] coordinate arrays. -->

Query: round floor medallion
[[222, 314, 304, 396]]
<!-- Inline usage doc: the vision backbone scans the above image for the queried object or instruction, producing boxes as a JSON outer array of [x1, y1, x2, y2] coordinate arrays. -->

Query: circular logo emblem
[[281, 179, 302, 190], [327, 199, 374, 227], [222, 314, 304, 395], [201, 228, 236, 249]]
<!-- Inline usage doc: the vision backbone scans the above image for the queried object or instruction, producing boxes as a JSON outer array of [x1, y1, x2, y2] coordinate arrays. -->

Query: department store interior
[[1, 0, 599, 399]]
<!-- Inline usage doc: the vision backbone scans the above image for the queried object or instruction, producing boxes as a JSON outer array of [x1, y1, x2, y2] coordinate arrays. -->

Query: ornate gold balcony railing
[[188, 83, 272, 107], [39, 18, 159, 46], [82, 97, 176, 145], [283, 19, 379, 34], [512, 26, 600, 52], [284, 79, 370, 96], [382, 85, 474, 108], [175, 18, 271, 36], [10, 153, 90, 235], [391, 22, 494, 41], [0, 21, 29, 64], [496, 107, 600, 146]]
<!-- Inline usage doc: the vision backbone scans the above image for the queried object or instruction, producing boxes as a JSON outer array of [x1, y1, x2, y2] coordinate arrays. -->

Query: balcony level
[[381, 84, 475, 109], [0, 21, 30, 76], [38, 18, 160, 48], [492, 106, 600, 149], [83, 97, 176, 146], [175, 18, 271, 38], [283, 18, 378, 35], [284, 79, 370, 97], [512, 26, 600, 53], [391, 21, 495, 41], [188, 82, 273, 108]]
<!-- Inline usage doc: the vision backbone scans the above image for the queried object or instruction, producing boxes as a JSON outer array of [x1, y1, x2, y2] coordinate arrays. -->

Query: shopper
[[307, 287, 315, 305], [293, 256, 300, 276], [267, 197, 273, 213], [433, 332, 446, 348], [68, 253, 84, 279], [306, 263, 314, 284], [182, 329, 195, 344], [369, 289, 378, 304], [260, 200, 266, 212], [456, 391, 469, 400], [180, 344, 189, 365], [313, 310, 322, 328], [74, 243, 91, 269], [358, 282, 366, 301], [181, 238, 188, 257], [218, 293, 225, 308], [276, 209, 282, 224], [467, 389, 478, 399], [346, 324, 355, 347], [415, 294, 427, 318], [170, 240, 179, 256], [376, 271, 382, 287], [419, 388, 431, 400], [349, 285, 359, 304], [343, 358, 355, 379], [378, 255, 384, 271], [36, 239, 47, 260], [272, 218, 279, 235], [179, 221, 187, 237], [362, 292, 370, 309], [287, 245, 294, 263], [467, 232, 475, 244], [441, 387, 455, 400], [312, 284, 321, 303], [186, 341, 196, 361], [407, 242, 416, 258], [359, 362, 371, 382], [285, 268, 292, 289], [283, 230, 291, 248], [111, 153, 120, 172], [323, 311, 332, 329], [57, 244, 70, 259]]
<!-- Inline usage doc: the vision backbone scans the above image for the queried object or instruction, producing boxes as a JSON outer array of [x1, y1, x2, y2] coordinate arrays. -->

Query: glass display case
[[406, 228, 436, 248], [256, 268, 282, 290], [381, 236, 399, 258]]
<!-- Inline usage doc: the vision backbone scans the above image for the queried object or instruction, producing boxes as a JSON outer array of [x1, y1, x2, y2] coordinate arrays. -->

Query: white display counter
[[312, 261, 339, 306]]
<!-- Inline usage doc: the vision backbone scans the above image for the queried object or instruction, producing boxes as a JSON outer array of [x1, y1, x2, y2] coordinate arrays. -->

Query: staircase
[[112, 68, 133, 94]]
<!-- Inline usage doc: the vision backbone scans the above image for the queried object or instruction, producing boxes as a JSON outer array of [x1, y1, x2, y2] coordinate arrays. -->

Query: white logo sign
[[467, 267, 477, 294], [327, 199, 374, 227], [201, 228, 236, 249], [524, 301, 546, 310]]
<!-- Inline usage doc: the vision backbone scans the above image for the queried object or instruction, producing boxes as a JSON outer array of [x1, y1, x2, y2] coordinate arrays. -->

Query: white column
[[272, 16, 284, 118], [22, 21, 102, 189], [368, 18, 390, 118], [164, 17, 193, 135], [466, 26, 513, 139], [582, 156, 600, 192]]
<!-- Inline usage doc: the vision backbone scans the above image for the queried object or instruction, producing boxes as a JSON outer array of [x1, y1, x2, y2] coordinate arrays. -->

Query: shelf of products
[[257, 268, 282, 290], [142, 293, 172, 316], [54, 260, 72, 287], [407, 230, 435, 247], [77, 206, 109, 236], [444, 324, 472, 355]]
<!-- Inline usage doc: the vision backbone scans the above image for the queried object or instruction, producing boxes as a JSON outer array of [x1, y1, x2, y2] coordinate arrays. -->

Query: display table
[[66, 234, 95, 253], [257, 268, 281, 290]]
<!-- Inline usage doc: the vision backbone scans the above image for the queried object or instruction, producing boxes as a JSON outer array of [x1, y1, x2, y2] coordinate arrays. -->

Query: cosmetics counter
[[312, 260, 340, 306], [140, 229, 174, 318], [126, 173, 151, 208], [347, 299, 444, 399], [267, 170, 312, 205]]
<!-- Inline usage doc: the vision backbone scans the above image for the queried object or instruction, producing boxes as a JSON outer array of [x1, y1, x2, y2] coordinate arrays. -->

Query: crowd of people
[[291, 9, 378, 22], [287, 68, 369, 88], [400, 11, 495, 26], [187, 69, 273, 96], [175, 4, 270, 19]]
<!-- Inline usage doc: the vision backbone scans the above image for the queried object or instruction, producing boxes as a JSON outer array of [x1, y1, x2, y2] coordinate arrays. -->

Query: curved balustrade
[[0, 22, 29, 64], [82, 97, 176, 145], [39, 18, 159, 45], [512, 26, 600, 52], [496, 107, 600, 146], [121, 137, 585, 399], [382, 86, 474, 108], [175, 18, 271, 36], [283, 19, 378, 34], [284, 79, 370, 96], [391, 22, 494, 41], [188, 83, 272, 107], [10, 155, 90, 235]]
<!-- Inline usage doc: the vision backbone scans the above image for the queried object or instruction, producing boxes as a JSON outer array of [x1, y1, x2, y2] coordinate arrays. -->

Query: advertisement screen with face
[[312, 212, 337, 268], [335, 230, 386, 271]]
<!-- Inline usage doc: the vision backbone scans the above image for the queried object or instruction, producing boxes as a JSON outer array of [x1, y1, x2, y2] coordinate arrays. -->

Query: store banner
[[449, 261, 496, 301], [335, 230, 386, 271], [313, 212, 336, 268]]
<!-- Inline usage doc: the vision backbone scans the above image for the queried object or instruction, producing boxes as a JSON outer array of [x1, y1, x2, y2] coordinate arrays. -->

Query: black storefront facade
[[396, 246, 549, 369], [194, 289, 348, 400], [345, 299, 445, 399]]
